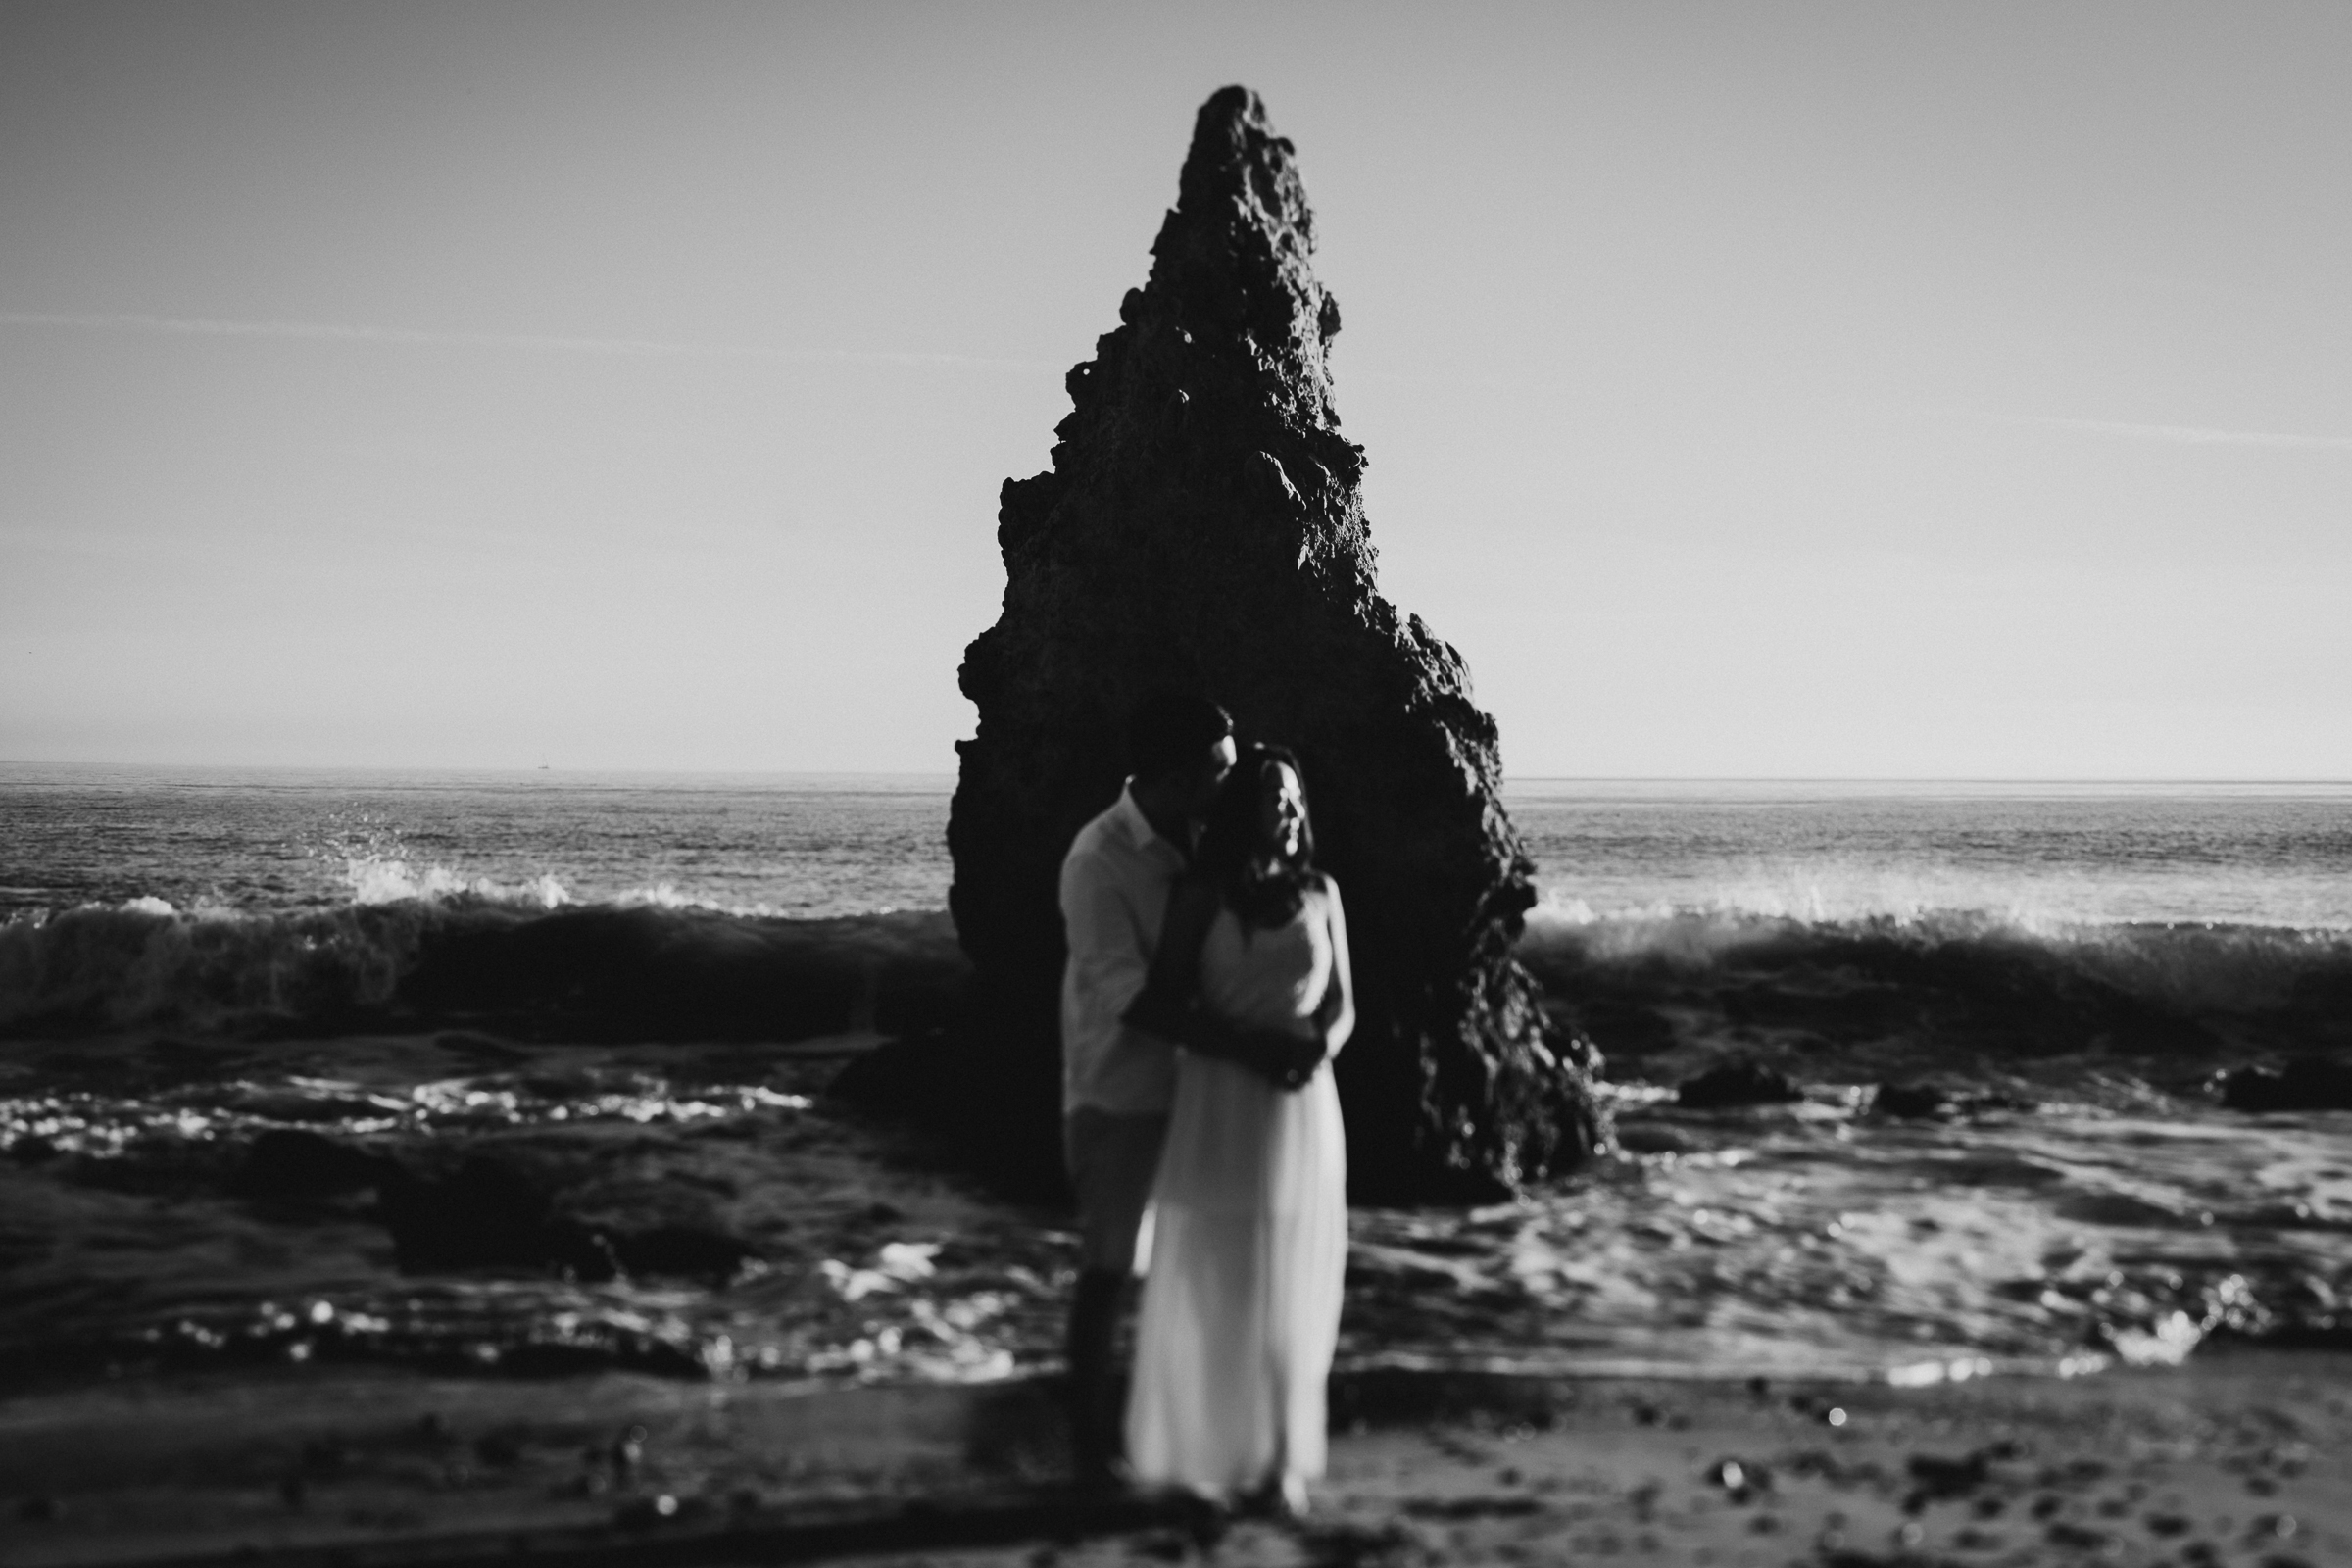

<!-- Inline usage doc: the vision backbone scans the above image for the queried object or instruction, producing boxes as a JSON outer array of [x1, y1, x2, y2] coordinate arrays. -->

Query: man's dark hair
[[1126, 690, 1233, 782]]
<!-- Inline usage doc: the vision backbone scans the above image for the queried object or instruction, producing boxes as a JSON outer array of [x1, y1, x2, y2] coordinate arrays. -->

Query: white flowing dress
[[1125, 882, 1349, 1497]]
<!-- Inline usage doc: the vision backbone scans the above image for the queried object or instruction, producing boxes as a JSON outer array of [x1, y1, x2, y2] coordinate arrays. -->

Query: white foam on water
[[1532, 866, 2124, 938], [339, 855, 571, 909], [612, 882, 794, 919]]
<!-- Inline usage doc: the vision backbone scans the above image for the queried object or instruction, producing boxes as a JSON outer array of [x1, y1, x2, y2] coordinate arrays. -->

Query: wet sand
[[5, 1352, 2346, 1567]]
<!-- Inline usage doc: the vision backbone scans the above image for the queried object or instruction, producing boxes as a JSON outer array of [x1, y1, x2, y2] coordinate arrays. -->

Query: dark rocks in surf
[[1870, 1082, 1952, 1120], [938, 86, 1605, 1200], [605, 1223, 760, 1281], [2218, 1055, 2352, 1113], [232, 1137, 755, 1283], [378, 1156, 615, 1276], [379, 1157, 753, 1282], [1905, 1450, 1994, 1502], [1677, 1059, 1804, 1110], [1611, 1123, 1700, 1155], [234, 1129, 399, 1198]]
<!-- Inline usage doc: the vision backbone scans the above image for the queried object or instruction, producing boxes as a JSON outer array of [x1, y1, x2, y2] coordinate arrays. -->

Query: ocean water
[[2, 765, 2348, 1392], [0, 764, 954, 921]]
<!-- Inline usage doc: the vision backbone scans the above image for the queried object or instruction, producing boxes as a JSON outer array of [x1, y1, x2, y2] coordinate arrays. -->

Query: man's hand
[[1249, 1031, 1325, 1092], [1139, 1003, 1324, 1091]]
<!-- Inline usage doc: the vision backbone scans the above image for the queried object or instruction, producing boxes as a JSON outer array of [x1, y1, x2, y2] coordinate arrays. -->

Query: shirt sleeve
[[1060, 849, 1154, 1025]]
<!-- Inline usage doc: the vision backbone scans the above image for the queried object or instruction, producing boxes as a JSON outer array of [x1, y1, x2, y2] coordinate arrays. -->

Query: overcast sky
[[4, 1, 2346, 777]]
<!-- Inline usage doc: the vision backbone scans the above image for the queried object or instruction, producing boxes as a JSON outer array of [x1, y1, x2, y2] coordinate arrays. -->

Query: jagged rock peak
[[1178, 88, 1306, 220], [1121, 87, 1343, 432], [938, 86, 1608, 1201], [1167, 87, 1317, 275], [1020, 87, 1366, 604]]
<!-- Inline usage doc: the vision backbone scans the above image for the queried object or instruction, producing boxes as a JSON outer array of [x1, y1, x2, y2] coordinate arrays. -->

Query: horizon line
[[3, 760, 2348, 787]]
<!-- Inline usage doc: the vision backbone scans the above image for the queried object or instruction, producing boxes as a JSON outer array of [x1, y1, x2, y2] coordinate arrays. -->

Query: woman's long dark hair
[[1194, 743, 1318, 930]]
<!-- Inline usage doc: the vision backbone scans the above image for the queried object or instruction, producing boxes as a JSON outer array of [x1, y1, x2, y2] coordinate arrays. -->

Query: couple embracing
[[1059, 692, 1354, 1516]]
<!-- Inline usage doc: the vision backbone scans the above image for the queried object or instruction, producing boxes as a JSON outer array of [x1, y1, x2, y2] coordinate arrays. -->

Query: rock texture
[[1675, 1059, 1805, 1111], [235, 1134, 753, 1283], [944, 86, 1605, 1200]]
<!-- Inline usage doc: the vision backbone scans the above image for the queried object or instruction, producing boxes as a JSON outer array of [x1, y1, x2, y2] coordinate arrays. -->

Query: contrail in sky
[[0, 310, 1054, 372], [2016, 414, 2352, 452]]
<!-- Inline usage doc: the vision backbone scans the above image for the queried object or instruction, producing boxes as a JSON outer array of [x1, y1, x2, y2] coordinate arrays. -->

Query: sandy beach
[[5, 1351, 2345, 1568]]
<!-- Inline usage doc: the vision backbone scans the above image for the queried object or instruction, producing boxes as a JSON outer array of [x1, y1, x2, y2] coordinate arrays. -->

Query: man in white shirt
[[1060, 690, 1235, 1486]]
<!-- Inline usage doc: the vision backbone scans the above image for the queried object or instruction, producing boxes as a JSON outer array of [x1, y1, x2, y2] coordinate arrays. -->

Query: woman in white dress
[[1122, 744, 1354, 1515]]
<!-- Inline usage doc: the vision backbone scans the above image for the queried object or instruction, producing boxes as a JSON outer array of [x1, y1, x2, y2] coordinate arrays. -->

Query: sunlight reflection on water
[[7, 1038, 2342, 1392]]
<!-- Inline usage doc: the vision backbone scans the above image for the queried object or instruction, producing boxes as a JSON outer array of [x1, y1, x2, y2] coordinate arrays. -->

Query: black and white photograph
[[3, 5, 2349, 1565]]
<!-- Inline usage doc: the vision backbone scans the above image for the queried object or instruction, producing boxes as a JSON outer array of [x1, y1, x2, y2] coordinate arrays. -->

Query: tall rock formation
[[947, 87, 1605, 1200]]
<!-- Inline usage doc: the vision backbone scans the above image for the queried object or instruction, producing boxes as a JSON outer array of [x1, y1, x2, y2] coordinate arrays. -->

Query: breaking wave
[[0, 886, 967, 1042], [1519, 901, 2352, 1061], [10, 867, 2351, 1058]]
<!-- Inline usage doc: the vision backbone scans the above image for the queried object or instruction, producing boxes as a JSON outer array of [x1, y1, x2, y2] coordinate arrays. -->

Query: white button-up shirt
[[1058, 783, 1185, 1115]]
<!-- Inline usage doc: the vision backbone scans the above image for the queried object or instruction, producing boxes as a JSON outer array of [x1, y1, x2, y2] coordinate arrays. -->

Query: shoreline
[[8, 1017, 2351, 1426], [6, 1351, 2346, 1568]]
